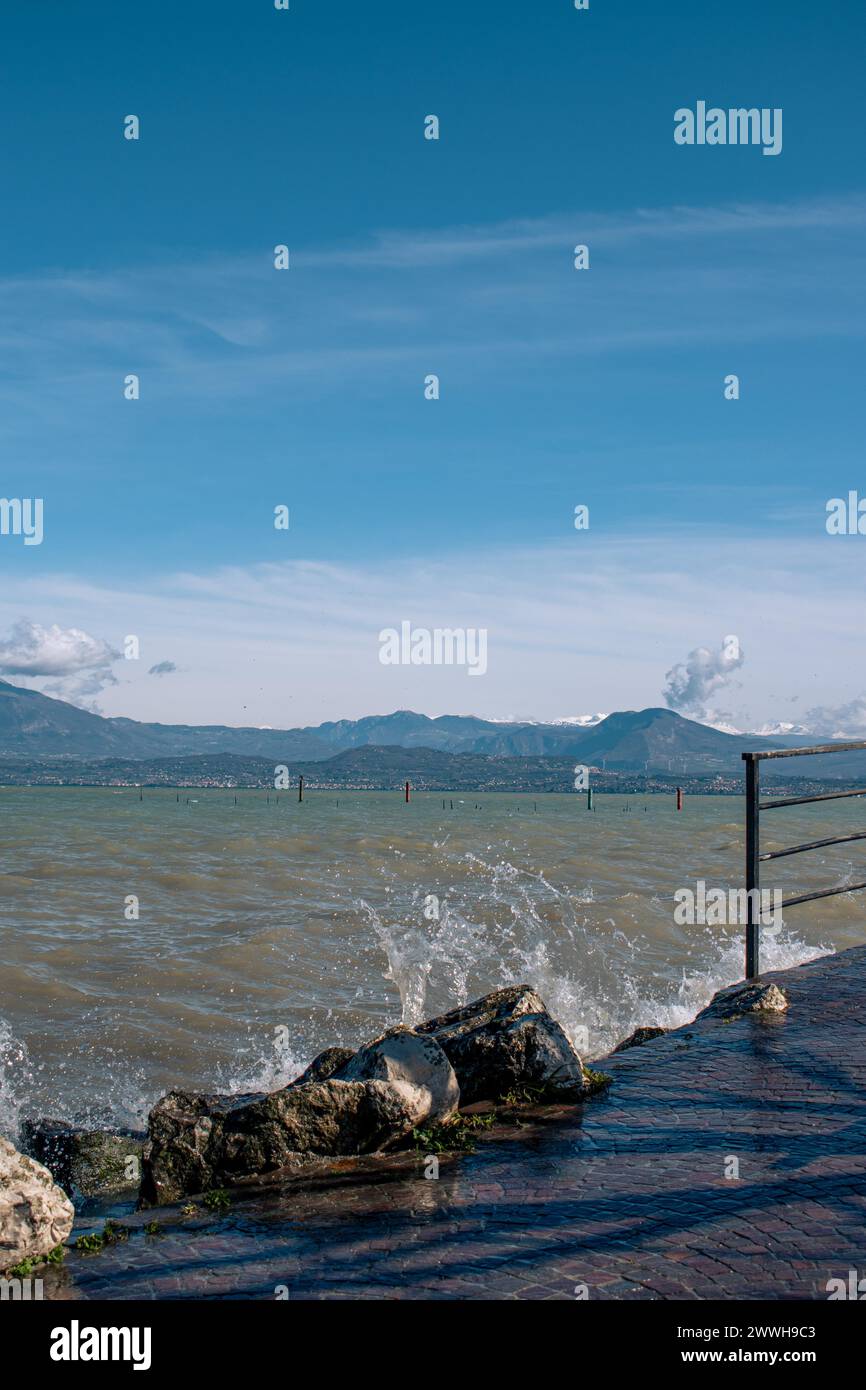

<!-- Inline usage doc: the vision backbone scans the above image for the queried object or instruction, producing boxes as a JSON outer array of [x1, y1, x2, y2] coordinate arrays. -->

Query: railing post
[[744, 754, 761, 980]]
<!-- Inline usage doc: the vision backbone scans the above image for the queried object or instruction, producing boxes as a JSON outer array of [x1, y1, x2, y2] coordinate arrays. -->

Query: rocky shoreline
[[1, 977, 787, 1276]]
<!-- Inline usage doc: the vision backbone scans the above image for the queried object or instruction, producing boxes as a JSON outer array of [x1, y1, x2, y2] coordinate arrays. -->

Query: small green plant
[[499, 1078, 577, 1106], [181, 1202, 198, 1217], [499, 1064, 611, 1108], [143, 1219, 162, 1236], [202, 1187, 231, 1213], [499, 1082, 547, 1106], [102, 1221, 128, 1245], [75, 1232, 105, 1254], [412, 1111, 495, 1154], [5, 1243, 66, 1278], [583, 1067, 612, 1092], [74, 1222, 131, 1254]]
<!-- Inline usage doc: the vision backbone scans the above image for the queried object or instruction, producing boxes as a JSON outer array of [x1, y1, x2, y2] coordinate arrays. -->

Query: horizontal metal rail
[[743, 741, 866, 979], [781, 880, 866, 910], [761, 830, 866, 861], [747, 740, 866, 760], [760, 787, 866, 810]]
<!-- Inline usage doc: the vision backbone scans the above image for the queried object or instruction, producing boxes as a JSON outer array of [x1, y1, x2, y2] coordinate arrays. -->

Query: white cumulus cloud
[[0, 620, 120, 710], [663, 637, 745, 720]]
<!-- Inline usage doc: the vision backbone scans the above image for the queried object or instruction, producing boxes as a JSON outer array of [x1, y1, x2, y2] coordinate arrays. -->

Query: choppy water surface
[[1, 788, 864, 1138]]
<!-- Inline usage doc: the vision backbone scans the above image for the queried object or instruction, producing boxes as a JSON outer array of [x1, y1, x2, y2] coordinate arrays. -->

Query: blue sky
[[1, 0, 865, 731]]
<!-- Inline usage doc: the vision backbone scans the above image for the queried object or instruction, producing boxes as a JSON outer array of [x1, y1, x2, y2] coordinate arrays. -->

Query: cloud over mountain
[[802, 695, 866, 739], [0, 620, 120, 711], [663, 638, 745, 720]]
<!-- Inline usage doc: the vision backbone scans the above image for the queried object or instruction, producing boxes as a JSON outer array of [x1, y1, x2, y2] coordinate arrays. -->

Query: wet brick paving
[[43, 945, 866, 1300]]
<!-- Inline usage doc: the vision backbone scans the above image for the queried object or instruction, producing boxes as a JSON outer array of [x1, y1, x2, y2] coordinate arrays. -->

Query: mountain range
[[0, 678, 860, 778]]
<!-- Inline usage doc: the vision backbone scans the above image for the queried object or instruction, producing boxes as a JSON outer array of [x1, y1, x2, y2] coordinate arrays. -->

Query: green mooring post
[[587, 789, 594, 810]]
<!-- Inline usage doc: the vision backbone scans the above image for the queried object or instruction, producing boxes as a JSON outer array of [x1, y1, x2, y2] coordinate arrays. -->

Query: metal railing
[[743, 741, 866, 978]]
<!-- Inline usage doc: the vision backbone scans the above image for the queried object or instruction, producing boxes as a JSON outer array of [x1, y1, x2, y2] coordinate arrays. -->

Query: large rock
[[333, 1026, 459, 1122], [291, 1047, 355, 1087], [22, 1119, 146, 1200], [220, 1078, 430, 1179], [0, 1136, 74, 1271], [697, 981, 788, 1022], [140, 1089, 266, 1206], [612, 1026, 667, 1053], [140, 989, 592, 1204], [417, 985, 588, 1104], [142, 1076, 435, 1204]]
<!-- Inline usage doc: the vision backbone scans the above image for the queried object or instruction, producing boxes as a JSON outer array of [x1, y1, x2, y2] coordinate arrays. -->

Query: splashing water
[[362, 849, 829, 1058], [0, 788, 852, 1127], [0, 1019, 35, 1142]]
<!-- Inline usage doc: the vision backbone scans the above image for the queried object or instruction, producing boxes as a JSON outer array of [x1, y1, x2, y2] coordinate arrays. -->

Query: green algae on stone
[[582, 1068, 613, 1092], [74, 1232, 105, 1254], [6, 1243, 65, 1278], [411, 1112, 495, 1154], [202, 1188, 231, 1213]]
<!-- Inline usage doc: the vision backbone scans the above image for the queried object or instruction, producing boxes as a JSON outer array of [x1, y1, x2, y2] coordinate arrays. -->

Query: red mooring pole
[[405, 780, 411, 803]]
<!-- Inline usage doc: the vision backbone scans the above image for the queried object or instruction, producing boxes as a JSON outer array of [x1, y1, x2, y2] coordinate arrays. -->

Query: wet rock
[[612, 1026, 667, 1053], [142, 1077, 435, 1203], [220, 1078, 430, 1179], [140, 1089, 265, 1206], [140, 989, 596, 1203], [416, 985, 588, 1105], [22, 1119, 146, 1200], [333, 1026, 459, 1121], [697, 981, 789, 1022], [0, 1136, 74, 1271], [291, 1047, 355, 1086]]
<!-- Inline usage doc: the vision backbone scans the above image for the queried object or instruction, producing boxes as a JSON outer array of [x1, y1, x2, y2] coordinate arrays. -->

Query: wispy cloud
[[0, 194, 864, 417], [301, 196, 866, 268], [2, 530, 865, 730], [802, 695, 866, 738]]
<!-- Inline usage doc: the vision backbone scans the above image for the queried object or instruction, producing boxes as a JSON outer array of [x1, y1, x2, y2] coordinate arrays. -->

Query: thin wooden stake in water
[[405, 780, 411, 803], [587, 789, 593, 810], [298, 775, 304, 803], [676, 786, 683, 811]]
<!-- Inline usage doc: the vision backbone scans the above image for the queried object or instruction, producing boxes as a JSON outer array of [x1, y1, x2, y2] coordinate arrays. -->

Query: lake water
[[1, 788, 864, 1139]]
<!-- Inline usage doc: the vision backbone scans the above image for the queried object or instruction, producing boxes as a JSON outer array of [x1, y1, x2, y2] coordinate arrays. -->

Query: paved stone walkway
[[43, 946, 866, 1300]]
